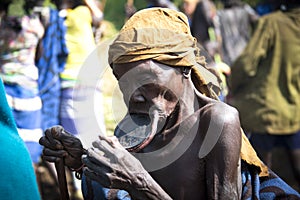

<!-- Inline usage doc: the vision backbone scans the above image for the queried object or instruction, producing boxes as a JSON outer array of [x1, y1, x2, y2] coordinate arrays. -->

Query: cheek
[[165, 100, 178, 115], [154, 90, 179, 115]]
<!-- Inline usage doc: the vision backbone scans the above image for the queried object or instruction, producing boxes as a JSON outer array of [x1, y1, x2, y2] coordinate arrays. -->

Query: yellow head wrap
[[108, 7, 219, 98]]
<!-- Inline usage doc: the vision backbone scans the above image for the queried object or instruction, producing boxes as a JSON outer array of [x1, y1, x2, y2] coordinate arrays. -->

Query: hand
[[39, 125, 85, 170], [82, 136, 147, 190], [83, 136, 172, 199]]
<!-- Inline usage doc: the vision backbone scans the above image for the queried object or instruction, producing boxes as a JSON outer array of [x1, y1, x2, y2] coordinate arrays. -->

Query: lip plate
[[115, 114, 152, 150]]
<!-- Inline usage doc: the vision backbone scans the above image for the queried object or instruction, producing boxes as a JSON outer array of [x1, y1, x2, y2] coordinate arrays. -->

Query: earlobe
[[182, 67, 191, 79]]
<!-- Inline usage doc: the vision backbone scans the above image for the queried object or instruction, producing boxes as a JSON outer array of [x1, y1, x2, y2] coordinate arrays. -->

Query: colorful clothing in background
[[60, 6, 95, 135], [36, 8, 68, 131], [60, 5, 95, 85], [0, 79, 41, 200], [0, 15, 44, 163], [59, 5, 106, 136]]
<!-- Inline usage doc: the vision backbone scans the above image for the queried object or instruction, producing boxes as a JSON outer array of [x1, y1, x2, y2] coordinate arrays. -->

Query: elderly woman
[[40, 7, 300, 200]]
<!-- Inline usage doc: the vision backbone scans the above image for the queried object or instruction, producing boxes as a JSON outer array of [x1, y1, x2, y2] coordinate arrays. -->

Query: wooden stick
[[55, 159, 70, 200]]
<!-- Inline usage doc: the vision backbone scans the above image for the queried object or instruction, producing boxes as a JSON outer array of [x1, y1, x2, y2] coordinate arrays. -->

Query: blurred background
[[8, 0, 259, 31]]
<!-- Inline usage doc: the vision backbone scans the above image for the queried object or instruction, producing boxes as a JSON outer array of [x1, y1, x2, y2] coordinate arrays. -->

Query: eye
[[162, 90, 177, 101]]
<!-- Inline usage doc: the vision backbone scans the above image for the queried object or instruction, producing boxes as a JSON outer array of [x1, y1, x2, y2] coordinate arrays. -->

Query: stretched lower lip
[[114, 114, 151, 138], [114, 111, 160, 151]]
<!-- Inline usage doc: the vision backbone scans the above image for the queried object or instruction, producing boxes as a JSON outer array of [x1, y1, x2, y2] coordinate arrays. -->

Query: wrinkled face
[[113, 60, 185, 151], [113, 60, 184, 120]]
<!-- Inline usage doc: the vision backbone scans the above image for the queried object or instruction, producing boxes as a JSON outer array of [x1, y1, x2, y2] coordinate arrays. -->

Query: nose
[[131, 89, 146, 103]]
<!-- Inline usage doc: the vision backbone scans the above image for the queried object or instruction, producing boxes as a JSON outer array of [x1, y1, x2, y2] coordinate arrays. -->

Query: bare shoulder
[[200, 99, 239, 124], [197, 100, 242, 158]]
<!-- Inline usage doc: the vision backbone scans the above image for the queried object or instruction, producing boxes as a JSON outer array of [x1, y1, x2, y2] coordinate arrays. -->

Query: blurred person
[[0, 0, 44, 170], [92, 0, 105, 44], [40, 7, 300, 200], [229, 0, 300, 190], [182, 0, 198, 24], [147, 0, 178, 10], [182, 0, 221, 62], [0, 77, 41, 200], [33, 2, 70, 199], [35, 0, 69, 134], [125, 0, 178, 21], [255, 0, 276, 16], [51, 0, 105, 198], [216, 0, 259, 102], [182, 0, 229, 101], [51, 0, 105, 137], [217, 0, 259, 67]]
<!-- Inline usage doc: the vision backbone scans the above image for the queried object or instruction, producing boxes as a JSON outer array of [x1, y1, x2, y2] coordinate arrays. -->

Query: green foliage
[[8, 0, 54, 16], [8, 0, 24, 16], [103, 0, 147, 30]]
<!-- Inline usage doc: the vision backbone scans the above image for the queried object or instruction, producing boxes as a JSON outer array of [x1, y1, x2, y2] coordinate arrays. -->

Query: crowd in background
[[0, 0, 299, 199]]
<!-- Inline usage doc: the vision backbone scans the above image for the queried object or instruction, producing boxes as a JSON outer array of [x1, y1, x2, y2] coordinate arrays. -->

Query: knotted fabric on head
[[108, 7, 220, 98]]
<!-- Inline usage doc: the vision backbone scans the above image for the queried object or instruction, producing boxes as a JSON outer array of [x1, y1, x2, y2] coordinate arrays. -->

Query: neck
[[164, 77, 197, 131]]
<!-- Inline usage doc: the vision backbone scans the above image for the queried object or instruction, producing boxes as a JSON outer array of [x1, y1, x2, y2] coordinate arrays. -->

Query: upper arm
[[200, 102, 242, 199]]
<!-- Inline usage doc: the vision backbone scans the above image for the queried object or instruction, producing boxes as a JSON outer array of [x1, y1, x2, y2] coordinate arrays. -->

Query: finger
[[82, 156, 112, 180], [92, 140, 115, 158], [98, 135, 116, 147], [41, 155, 61, 163], [39, 136, 51, 147], [84, 148, 112, 170], [83, 168, 112, 188], [45, 128, 63, 149], [105, 173, 127, 190], [109, 136, 124, 149], [39, 136, 64, 150], [43, 148, 68, 158], [82, 155, 111, 172], [99, 135, 124, 149], [51, 125, 64, 139]]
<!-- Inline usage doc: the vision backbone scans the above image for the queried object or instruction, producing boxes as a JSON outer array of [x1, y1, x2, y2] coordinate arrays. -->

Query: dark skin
[[40, 60, 242, 199]]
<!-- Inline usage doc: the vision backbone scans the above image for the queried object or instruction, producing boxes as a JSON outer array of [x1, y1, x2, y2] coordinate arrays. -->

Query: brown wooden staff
[[55, 159, 70, 200]]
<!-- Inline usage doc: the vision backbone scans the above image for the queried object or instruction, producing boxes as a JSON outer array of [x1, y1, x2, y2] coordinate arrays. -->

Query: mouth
[[115, 110, 161, 152]]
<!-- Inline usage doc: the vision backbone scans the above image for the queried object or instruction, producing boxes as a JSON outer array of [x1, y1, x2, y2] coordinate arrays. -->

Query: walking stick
[[55, 159, 70, 200]]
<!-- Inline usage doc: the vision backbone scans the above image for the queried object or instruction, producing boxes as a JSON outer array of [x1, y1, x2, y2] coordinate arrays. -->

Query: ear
[[181, 67, 191, 79]]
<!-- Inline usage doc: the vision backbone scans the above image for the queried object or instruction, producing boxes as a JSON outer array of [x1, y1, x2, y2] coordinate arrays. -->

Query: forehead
[[112, 60, 179, 79]]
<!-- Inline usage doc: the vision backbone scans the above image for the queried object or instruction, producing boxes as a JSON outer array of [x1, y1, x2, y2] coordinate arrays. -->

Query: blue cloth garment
[[36, 8, 68, 131], [241, 160, 300, 199], [0, 79, 41, 200]]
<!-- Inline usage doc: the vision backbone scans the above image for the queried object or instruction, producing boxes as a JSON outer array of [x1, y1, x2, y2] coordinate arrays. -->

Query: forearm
[[84, 0, 103, 20], [128, 173, 172, 200]]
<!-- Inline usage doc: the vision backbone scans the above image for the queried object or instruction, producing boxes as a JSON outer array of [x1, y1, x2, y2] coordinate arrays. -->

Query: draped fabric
[[36, 8, 68, 131], [241, 161, 300, 199], [0, 80, 41, 200]]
